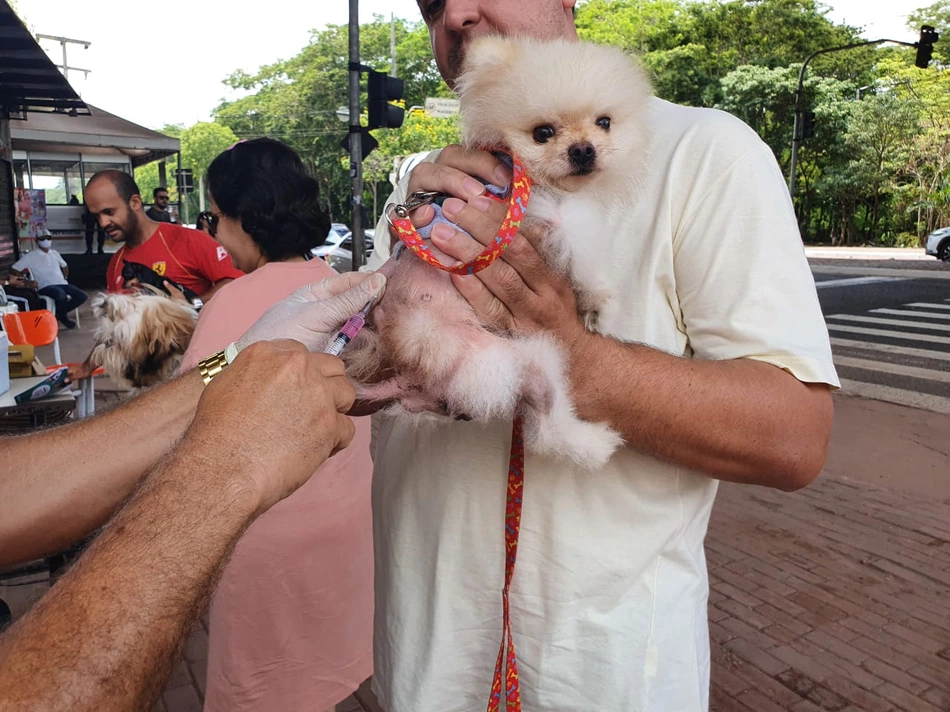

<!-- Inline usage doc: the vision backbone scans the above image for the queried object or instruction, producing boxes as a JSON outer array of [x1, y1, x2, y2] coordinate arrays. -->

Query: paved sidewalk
[[3, 295, 949, 711]]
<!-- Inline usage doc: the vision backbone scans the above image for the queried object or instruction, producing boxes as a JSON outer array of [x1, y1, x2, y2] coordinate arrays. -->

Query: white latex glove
[[235, 271, 386, 353]]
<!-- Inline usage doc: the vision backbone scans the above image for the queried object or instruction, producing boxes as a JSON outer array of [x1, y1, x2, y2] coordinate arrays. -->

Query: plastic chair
[[39, 295, 80, 328], [2, 309, 62, 364]]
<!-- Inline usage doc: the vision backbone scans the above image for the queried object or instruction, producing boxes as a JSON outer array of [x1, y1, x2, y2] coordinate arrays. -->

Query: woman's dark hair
[[195, 211, 213, 231], [206, 138, 330, 261]]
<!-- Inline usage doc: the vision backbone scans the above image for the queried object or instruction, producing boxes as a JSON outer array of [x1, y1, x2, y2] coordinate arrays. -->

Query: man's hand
[[402, 145, 586, 347], [162, 280, 189, 305], [182, 340, 356, 514], [235, 271, 386, 353], [67, 362, 94, 383]]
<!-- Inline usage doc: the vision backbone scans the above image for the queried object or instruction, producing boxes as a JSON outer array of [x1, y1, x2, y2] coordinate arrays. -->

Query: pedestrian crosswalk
[[825, 299, 950, 413]]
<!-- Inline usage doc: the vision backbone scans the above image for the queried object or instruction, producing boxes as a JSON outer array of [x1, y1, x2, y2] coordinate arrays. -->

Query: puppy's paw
[[527, 416, 623, 470]]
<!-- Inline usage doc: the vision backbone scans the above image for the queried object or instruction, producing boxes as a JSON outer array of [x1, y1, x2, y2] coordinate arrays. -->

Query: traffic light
[[916, 25, 939, 69], [367, 70, 405, 130], [341, 128, 379, 161], [802, 111, 816, 139], [796, 110, 816, 141]]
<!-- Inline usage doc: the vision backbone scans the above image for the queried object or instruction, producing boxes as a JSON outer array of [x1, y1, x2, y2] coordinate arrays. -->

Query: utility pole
[[348, 0, 365, 270], [391, 13, 397, 77], [34, 34, 92, 83]]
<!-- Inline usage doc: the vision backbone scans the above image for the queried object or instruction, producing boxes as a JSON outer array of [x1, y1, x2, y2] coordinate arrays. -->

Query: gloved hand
[[235, 271, 386, 354]]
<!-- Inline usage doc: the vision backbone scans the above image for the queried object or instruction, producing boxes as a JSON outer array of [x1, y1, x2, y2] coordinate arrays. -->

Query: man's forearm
[[0, 445, 260, 712], [0, 370, 204, 566], [568, 332, 833, 490]]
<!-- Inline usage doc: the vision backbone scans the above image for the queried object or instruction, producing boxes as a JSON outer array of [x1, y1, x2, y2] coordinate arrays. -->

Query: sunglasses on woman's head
[[201, 212, 219, 237]]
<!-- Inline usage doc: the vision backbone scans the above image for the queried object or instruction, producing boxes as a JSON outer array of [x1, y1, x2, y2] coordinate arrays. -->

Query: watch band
[[197, 349, 230, 385]]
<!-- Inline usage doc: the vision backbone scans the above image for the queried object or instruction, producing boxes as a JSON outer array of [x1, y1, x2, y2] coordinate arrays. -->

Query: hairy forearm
[[0, 370, 204, 566], [0, 446, 259, 712], [568, 332, 833, 490]]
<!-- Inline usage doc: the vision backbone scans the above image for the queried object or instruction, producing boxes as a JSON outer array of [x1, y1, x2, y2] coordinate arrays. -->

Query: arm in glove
[[235, 271, 386, 353]]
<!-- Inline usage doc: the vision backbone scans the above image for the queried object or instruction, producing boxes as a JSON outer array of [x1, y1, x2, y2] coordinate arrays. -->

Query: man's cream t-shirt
[[366, 98, 839, 711]]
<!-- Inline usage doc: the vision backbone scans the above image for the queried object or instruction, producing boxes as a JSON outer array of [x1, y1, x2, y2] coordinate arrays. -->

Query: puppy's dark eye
[[533, 125, 556, 143], [596, 116, 611, 131]]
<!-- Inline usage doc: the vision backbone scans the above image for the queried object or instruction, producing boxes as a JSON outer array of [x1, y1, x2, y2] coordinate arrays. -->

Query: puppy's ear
[[459, 35, 521, 88]]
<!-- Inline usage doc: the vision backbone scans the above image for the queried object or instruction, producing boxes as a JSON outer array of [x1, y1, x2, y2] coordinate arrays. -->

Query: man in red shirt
[[70, 170, 243, 380], [84, 170, 242, 297]]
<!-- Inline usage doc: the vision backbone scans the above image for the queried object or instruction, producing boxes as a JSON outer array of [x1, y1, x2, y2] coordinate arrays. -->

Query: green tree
[[212, 17, 447, 222], [134, 122, 238, 223], [577, 0, 867, 106]]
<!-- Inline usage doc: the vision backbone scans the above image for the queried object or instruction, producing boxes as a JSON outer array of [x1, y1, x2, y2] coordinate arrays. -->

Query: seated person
[[11, 232, 87, 327], [1, 273, 43, 311]]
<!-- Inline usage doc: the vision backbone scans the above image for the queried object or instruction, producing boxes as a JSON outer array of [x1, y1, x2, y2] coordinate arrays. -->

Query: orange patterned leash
[[487, 417, 525, 712], [385, 158, 532, 275], [385, 157, 531, 710]]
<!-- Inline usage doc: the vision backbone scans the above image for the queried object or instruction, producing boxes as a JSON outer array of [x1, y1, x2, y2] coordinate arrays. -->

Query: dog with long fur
[[90, 290, 198, 389], [345, 37, 653, 468]]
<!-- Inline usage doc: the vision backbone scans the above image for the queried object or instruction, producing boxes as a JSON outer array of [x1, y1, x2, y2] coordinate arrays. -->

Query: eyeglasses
[[207, 212, 220, 238], [156, 195, 169, 201]]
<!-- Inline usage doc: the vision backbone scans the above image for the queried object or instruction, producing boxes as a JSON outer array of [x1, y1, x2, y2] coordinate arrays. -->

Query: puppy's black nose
[[568, 142, 596, 172]]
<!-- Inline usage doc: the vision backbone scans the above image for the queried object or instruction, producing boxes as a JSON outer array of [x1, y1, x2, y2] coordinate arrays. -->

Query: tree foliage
[[143, 1, 946, 244]]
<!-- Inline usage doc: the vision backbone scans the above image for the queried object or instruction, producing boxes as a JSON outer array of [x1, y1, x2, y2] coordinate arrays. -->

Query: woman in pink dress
[[180, 138, 373, 712]]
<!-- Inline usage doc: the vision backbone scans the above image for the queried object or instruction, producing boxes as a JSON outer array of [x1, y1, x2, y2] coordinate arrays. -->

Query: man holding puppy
[[367, 1, 837, 710]]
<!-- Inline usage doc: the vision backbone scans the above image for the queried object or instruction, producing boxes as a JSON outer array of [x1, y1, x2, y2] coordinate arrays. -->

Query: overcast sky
[[16, 0, 927, 130]]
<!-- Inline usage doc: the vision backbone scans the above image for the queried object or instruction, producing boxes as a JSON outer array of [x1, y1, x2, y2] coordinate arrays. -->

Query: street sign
[[175, 168, 194, 193], [425, 97, 460, 118]]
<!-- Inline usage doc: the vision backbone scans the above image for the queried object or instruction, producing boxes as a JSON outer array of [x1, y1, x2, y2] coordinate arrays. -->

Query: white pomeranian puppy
[[347, 36, 653, 468]]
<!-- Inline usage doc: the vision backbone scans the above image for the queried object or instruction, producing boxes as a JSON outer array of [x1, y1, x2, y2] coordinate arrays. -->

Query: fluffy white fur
[[349, 37, 653, 468], [90, 289, 198, 389]]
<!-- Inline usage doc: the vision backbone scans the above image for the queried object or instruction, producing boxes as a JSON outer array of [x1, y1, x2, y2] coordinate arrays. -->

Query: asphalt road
[[809, 256, 950, 413]]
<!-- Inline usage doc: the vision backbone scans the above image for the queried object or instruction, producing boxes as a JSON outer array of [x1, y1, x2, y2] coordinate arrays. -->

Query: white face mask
[[38, 239, 52, 249]]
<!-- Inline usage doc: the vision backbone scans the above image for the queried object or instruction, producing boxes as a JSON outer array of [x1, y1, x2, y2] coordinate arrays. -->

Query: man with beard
[[69, 170, 243, 380], [85, 170, 241, 297], [145, 186, 174, 223]]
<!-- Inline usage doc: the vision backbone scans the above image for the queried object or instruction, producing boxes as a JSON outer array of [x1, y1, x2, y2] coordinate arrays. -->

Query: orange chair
[[2, 309, 62, 364], [2, 310, 104, 417]]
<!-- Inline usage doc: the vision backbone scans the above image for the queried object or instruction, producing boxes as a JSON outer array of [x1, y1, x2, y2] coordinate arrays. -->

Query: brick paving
[[707, 476, 950, 712]]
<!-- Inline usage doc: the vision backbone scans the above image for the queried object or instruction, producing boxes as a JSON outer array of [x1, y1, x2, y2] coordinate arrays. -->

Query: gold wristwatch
[[197, 342, 239, 385]]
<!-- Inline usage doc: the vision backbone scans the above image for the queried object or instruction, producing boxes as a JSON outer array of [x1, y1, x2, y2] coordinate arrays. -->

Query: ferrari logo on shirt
[[152, 261, 167, 276], [216, 246, 228, 262]]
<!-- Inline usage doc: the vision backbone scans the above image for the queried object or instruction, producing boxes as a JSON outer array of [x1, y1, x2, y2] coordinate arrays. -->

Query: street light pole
[[348, 0, 366, 271], [787, 38, 918, 196]]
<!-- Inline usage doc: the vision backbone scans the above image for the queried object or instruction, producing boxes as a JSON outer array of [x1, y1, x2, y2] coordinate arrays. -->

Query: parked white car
[[925, 226, 950, 262], [312, 223, 350, 259], [323, 229, 375, 273]]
